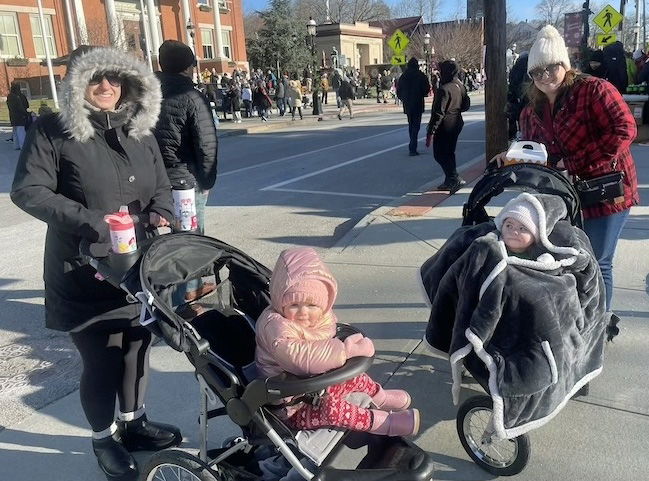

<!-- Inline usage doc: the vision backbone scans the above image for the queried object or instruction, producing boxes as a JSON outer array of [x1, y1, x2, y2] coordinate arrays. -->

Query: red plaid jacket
[[519, 76, 639, 219]]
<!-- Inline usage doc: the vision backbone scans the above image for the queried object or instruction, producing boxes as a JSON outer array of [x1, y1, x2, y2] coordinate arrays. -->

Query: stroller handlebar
[[265, 355, 374, 399]]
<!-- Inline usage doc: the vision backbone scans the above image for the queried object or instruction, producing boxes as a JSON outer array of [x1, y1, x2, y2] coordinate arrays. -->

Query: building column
[[105, 0, 125, 47], [212, 0, 225, 59], [72, 0, 88, 44], [63, 0, 77, 50], [145, 0, 160, 55], [180, 0, 195, 52]]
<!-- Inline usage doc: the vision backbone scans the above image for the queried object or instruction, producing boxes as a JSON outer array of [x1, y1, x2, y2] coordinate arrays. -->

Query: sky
[[242, 0, 540, 22]]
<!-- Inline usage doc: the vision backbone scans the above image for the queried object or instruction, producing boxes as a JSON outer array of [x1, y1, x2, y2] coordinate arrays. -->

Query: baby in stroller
[[421, 192, 608, 440], [256, 247, 419, 437]]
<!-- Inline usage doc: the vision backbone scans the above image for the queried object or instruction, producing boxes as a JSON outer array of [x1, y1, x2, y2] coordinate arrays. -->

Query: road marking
[[219, 126, 407, 177], [261, 120, 481, 191], [268, 188, 398, 200]]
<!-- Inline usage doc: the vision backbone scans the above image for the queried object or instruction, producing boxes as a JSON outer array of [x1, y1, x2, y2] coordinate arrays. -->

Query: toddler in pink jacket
[[255, 247, 419, 436]]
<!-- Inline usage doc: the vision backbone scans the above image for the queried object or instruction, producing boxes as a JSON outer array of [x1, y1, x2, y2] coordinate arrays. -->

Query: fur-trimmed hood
[[59, 47, 161, 142]]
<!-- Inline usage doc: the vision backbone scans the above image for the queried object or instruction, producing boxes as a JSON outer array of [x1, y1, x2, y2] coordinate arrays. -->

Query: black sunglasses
[[89, 72, 122, 87]]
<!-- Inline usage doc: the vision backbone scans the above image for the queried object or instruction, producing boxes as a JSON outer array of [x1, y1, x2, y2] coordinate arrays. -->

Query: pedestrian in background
[[275, 75, 287, 116], [397, 57, 430, 156], [288, 74, 304, 120], [337, 76, 355, 120], [425, 59, 470, 191], [253, 83, 272, 122], [242, 83, 253, 117], [12, 45, 179, 481], [379, 70, 392, 103], [7, 83, 30, 150], [493, 25, 638, 324], [229, 82, 242, 123], [321, 72, 329, 105], [154, 40, 219, 311], [331, 69, 343, 108]]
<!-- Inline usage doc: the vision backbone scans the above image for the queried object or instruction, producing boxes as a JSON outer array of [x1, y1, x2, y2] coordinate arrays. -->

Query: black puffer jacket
[[11, 47, 173, 332], [154, 72, 218, 190]]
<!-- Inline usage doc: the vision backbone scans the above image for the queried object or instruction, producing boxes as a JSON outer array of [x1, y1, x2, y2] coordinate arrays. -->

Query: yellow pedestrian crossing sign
[[597, 33, 617, 46], [390, 55, 407, 66], [388, 29, 409, 54], [593, 4, 623, 33]]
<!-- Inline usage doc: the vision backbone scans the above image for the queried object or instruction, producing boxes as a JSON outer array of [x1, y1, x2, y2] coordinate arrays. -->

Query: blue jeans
[[277, 97, 286, 116], [172, 188, 209, 306], [582, 209, 630, 311]]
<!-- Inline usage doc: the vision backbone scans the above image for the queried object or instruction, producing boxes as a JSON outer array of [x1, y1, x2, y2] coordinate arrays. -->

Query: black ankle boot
[[92, 433, 138, 481], [119, 414, 182, 452]]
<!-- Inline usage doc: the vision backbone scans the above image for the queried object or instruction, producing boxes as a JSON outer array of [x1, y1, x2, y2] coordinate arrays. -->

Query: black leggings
[[70, 325, 152, 432]]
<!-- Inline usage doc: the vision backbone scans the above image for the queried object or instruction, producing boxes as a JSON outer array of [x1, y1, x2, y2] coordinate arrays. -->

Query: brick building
[[0, 0, 248, 98]]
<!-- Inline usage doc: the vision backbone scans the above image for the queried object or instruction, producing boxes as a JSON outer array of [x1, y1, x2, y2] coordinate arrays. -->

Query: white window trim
[[200, 28, 214, 60], [0, 5, 55, 14], [221, 30, 231, 60], [29, 14, 57, 59], [0, 11, 23, 58]]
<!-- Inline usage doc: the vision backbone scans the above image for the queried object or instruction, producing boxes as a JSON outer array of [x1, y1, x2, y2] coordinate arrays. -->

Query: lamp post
[[307, 17, 323, 119], [423, 33, 431, 80]]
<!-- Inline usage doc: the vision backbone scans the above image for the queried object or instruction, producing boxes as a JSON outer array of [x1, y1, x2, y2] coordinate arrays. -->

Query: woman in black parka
[[11, 46, 178, 481], [426, 60, 471, 192]]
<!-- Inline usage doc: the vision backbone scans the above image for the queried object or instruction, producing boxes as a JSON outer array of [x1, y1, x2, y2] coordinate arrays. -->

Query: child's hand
[[344, 335, 375, 358]]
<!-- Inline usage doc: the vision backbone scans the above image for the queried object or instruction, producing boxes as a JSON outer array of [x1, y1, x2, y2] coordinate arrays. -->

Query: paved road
[[207, 102, 486, 265], [0, 98, 486, 431]]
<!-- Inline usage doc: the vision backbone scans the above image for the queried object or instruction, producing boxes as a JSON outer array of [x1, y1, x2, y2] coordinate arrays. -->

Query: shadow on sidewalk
[[0, 278, 81, 432]]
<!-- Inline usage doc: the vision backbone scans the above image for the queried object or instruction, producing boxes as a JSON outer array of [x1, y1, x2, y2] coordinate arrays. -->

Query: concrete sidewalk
[[0, 143, 647, 480]]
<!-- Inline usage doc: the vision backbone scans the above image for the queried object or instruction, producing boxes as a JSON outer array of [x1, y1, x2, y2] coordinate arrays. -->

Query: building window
[[221, 30, 231, 59], [217, 0, 229, 10], [30, 14, 57, 58], [201, 28, 214, 59], [0, 12, 23, 58], [197, 0, 210, 4]]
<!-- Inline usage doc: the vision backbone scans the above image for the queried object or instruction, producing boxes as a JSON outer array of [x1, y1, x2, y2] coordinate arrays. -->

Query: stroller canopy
[[132, 233, 272, 351], [463, 163, 582, 228]]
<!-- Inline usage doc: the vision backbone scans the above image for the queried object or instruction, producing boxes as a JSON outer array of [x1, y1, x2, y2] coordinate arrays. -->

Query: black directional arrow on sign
[[602, 35, 612, 43]]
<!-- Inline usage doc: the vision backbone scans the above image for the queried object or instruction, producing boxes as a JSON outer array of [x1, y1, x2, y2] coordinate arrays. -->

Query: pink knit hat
[[282, 279, 330, 311]]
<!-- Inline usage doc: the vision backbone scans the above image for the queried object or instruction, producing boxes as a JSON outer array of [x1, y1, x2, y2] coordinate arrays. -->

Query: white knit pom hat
[[527, 25, 571, 74], [494, 195, 540, 241]]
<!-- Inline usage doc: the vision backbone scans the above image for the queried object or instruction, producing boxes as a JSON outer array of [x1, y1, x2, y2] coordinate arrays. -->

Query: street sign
[[388, 29, 409, 54], [593, 4, 623, 33], [596, 33, 617, 46], [390, 55, 407, 66]]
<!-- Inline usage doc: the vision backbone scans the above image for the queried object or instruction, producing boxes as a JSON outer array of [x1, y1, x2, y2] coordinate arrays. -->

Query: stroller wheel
[[456, 395, 531, 476], [142, 448, 220, 481]]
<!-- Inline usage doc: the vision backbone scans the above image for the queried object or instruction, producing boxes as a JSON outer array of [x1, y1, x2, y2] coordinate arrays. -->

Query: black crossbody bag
[[573, 160, 625, 207]]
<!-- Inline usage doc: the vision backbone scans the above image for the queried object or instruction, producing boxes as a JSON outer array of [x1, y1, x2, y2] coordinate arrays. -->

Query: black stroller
[[82, 233, 435, 481], [452, 163, 583, 476]]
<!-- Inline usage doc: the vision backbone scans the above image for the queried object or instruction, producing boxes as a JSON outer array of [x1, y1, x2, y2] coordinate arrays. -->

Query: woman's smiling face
[[84, 73, 122, 111]]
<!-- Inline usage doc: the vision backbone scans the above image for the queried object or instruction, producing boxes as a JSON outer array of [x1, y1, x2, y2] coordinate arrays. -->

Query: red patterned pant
[[287, 373, 379, 432]]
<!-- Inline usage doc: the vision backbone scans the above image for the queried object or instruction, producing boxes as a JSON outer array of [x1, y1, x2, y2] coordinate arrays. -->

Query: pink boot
[[372, 387, 412, 411], [369, 409, 420, 437]]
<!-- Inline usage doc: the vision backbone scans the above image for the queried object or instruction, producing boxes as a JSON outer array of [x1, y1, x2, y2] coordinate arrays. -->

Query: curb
[[332, 154, 486, 252], [217, 103, 402, 138]]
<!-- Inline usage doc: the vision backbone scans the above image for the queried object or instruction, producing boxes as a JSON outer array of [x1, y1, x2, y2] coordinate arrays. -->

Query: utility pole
[[634, 0, 641, 50], [620, 0, 627, 42], [582, 1, 591, 68], [484, 0, 507, 162]]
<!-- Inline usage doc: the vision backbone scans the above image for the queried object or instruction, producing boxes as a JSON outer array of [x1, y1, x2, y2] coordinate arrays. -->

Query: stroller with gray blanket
[[420, 163, 608, 476], [82, 233, 435, 481]]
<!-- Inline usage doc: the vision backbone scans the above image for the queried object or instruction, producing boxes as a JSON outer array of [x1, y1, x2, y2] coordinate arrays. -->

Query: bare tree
[[244, 12, 264, 39], [391, 0, 441, 23], [535, 0, 578, 28], [409, 20, 483, 69], [293, 0, 390, 24]]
